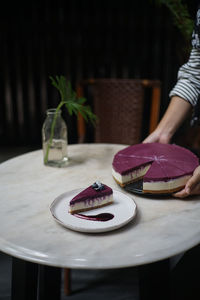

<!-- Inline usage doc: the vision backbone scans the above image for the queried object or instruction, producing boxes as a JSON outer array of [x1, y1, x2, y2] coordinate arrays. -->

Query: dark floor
[[2, 250, 200, 300], [0, 251, 139, 300], [0, 253, 12, 300]]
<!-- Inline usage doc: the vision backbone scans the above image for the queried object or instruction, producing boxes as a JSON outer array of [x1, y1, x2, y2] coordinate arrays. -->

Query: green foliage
[[155, 0, 193, 42], [43, 76, 96, 164], [49, 75, 97, 125]]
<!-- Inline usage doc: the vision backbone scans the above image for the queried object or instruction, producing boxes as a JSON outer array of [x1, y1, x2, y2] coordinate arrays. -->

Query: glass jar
[[42, 108, 68, 167]]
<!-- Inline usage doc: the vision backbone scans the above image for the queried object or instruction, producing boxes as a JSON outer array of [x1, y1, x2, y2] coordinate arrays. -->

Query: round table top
[[0, 143, 200, 269]]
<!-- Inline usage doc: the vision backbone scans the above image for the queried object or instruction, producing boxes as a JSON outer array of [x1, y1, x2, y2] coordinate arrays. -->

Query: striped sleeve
[[169, 48, 200, 107]]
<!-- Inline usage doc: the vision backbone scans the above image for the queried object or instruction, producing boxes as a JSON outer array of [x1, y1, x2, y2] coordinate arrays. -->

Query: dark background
[[0, 0, 197, 148]]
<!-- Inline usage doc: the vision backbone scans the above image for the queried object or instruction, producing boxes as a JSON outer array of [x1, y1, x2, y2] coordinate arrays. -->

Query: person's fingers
[[186, 166, 200, 190], [143, 132, 171, 144], [143, 132, 160, 143], [143, 135, 155, 143], [173, 188, 189, 198], [184, 177, 195, 194], [173, 174, 200, 199], [188, 182, 200, 195]]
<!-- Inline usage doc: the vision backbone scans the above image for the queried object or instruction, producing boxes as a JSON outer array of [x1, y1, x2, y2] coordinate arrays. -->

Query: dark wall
[[0, 0, 195, 147]]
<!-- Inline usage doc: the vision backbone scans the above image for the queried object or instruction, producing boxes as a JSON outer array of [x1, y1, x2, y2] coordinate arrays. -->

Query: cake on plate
[[112, 143, 199, 194], [69, 181, 113, 214]]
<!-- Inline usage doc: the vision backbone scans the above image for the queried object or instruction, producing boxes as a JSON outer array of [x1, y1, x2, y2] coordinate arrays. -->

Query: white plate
[[50, 189, 137, 233]]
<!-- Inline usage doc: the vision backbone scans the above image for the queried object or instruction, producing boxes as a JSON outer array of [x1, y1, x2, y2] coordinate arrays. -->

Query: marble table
[[1, 143, 200, 299]]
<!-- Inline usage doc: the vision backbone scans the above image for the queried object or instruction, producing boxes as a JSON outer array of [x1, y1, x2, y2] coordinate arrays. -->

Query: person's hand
[[143, 96, 192, 144], [143, 129, 171, 144], [173, 166, 200, 198]]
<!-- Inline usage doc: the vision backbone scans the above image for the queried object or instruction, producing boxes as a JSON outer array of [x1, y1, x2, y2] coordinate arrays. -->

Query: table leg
[[64, 268, 71, 295], [38, 265, 61, 300], [171, 244, 200, 299], [11, 257, 38, 300], [138, 258, 171, 300]]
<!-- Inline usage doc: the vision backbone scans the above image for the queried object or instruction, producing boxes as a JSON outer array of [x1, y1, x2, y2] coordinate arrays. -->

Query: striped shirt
[[169, 47, 200, 107], [169, 5, 200, 108]]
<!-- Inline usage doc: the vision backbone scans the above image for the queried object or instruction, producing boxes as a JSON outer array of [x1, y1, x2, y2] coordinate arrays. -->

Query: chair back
[[77, 78, 161, 145]]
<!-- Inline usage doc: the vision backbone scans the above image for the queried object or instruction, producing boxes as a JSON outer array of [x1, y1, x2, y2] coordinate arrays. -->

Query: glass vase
[[42, 108, 68, 167]]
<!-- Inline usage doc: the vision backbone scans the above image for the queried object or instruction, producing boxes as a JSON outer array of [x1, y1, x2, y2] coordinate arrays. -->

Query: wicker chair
[[77, 78, 161, 144], [64, 78, 161, 296]]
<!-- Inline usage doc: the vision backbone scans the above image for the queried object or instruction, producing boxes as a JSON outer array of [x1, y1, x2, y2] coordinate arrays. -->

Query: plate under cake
[[69, 182, 113, 214], [112, 143, 199, 194]]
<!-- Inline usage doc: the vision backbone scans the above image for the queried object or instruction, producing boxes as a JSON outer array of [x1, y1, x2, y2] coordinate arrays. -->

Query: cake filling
[[69, 194, 113, 213], [112, 164, 151, 186], [143, 175, 191, 193]]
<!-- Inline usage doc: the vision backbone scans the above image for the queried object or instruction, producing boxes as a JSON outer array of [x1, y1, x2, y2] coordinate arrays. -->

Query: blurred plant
[[155, 0, 193, 42], [49, 76, 96, 124], [44, 75, 96, 164]]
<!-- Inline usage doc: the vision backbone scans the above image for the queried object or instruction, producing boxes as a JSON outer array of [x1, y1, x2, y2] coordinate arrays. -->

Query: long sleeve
[[169, 47, 200, 107]]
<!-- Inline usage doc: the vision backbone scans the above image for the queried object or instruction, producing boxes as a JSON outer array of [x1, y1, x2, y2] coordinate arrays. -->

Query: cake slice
[[69, 181, 113, 214]]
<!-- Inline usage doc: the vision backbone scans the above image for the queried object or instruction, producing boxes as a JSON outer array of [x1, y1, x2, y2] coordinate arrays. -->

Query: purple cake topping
[[143, 161, 194, 182], [70, 183, 113, 204]]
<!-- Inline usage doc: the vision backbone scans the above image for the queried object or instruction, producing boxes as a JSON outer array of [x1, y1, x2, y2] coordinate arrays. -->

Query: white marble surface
[[0, 143, 200, 269]]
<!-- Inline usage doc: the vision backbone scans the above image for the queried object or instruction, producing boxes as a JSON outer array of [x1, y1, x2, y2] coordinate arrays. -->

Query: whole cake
[[69, 181, 113, 214], [112, 143, 199, 194]]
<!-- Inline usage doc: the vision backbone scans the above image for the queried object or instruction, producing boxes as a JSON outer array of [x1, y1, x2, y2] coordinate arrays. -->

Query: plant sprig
[[49, 75, 97, 125], [154, 0, 193, 42], [44, 75, 96, 164]]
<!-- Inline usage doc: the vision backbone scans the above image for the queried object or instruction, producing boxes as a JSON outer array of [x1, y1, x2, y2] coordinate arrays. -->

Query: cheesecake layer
[[69, 194, 113, 214], [112, 164, 151, 186], [143, 175, 191, 193]]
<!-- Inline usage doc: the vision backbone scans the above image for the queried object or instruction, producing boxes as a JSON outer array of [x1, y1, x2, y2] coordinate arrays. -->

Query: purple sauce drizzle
[[74, 213, 114, 222]]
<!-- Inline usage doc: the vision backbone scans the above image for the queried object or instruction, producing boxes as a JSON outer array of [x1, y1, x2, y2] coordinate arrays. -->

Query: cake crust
[[143, 186, 185, 194]]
